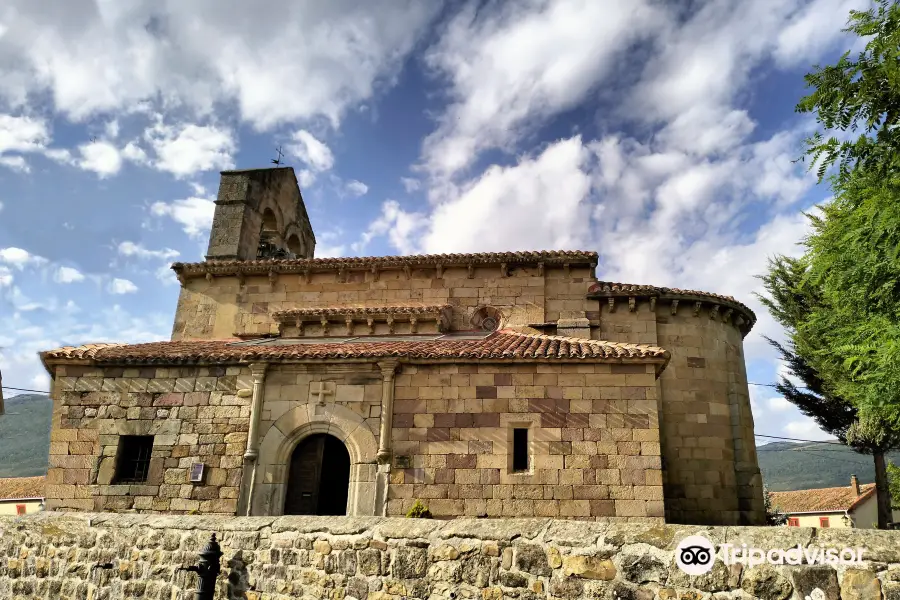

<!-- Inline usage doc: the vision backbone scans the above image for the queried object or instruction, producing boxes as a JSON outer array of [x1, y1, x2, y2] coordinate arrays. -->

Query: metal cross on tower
[[271, 145, 284, 166]]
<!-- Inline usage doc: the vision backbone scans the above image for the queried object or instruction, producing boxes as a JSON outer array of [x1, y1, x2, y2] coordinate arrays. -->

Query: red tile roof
[[769, 483, 876, 514], [41, 330, 669, 367], [0, 476, 45, 501]]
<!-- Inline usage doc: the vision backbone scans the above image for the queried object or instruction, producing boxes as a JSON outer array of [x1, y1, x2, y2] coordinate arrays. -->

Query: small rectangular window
[[819, 517, 830, 528], [115, 435, 154, 483], [788, 517, 799, 527], [15, 504, 26, 516], [512, 428, 529, 472]]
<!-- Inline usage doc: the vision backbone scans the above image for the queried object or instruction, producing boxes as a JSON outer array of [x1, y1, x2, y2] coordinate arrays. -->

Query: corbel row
[[604, 295, 751, 330]]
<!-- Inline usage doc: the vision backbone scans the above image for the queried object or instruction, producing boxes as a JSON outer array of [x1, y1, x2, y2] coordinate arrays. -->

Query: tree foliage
[[764, 485, 788, 526], [888, 460, 900, 508], [797, 0, 900, 183]]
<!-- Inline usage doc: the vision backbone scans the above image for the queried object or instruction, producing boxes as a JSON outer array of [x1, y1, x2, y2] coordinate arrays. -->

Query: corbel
[[410, 316, 418, 334], [176, 273, 186, 286], [303, 269, 311, 284], [693, 302, 702, 317], [435, 263, 443, 279], [563, 263, 570, 278], [649, 297, 656, 312], [237, 273, 246, 289], [296, 317, 304, 336], [403, 264, 411, 280], [722, 308, 733, 323], [537, 262, 544, 277], [709, 304, 720, 320], [467, 263, 474, 279], [387, 316, 395, 334], [345, 317, 354, 335], [500, 263, 508, 277], [670, 299, 679, 315], [338, 267, 346, 283], [367, 317, 375, 334], [371, 265, 380, 282], [268, 271, 277, 289], [735, 315, 746, 328], [628, 297, 636, 312], [608, 297, 615, 313], [320, 317, 329, 336], [205, 272, 213, 283]]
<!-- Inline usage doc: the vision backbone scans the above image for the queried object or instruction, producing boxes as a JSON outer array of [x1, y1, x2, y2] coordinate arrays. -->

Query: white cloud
[[117, 241, 180, 261], [345, 180, 368, 197], [0, 200, 3, 212], [767, 396, 793, 412], [784, 419, 835, 442], [122, 141, 149, 165], [150, 196, 216, 238], [77, 141, 123, 177], [400, 177, 421, 193], [0, 2, 440, 130], [104, 119, 120, 139], [421, 0, 666, 178], [0, 265, 12, 287], [144, 122, 235, 178], [54, 266, 85, 283], [354, 200, 429, 256], [108, 278, 138, 294], [0, 247, 47, 269], [0, 155, 29, 172], [0, 114, 49, 155], [288, 130, 334, 173]]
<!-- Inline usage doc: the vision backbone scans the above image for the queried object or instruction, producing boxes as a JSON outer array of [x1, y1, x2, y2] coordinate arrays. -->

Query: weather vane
[[272, 146, 284, 166]]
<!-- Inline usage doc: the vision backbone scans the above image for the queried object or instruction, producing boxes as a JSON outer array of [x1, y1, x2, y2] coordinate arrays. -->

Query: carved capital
[[249, 363, 268, 383], [376, 450, 392, 465], [378, 360, 399, 379]]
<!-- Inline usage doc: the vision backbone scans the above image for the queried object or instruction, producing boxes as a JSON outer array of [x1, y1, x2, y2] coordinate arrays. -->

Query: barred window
[[114, 435, 154, 483]]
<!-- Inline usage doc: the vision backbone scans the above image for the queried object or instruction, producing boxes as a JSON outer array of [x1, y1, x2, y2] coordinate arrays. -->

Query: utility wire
[[2, 386, 50, 394]]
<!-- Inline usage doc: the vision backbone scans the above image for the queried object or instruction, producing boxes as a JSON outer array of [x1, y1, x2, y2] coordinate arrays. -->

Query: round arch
[[252, 403, 380, 516]]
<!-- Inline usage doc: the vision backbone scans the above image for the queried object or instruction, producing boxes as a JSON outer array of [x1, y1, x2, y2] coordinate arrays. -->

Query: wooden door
[[284, 435, 326, 515]]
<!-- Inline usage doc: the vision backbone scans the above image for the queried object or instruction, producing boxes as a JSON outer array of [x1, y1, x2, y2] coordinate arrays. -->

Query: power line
[[754, 433, 844, 445], [2, 386, 50, 394]]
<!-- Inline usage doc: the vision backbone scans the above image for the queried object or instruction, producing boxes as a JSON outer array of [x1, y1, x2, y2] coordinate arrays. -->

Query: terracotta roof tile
[[172, 250, 598, 277], [0, 476, 45, 500], [41, 330, 669, 366], [770, 483, 876, 514]]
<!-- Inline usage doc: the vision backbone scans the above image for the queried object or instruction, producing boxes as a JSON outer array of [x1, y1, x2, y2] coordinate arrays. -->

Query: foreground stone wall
[[2, 513, 899, 600]]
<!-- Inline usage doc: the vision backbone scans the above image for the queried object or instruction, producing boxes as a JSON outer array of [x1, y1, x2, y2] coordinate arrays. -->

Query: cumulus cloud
[[144, 122, 235, 178], [287, 130, 334, 187], [150, 196, 216, 238], [117, 241, 180, 261], [0, 1, 440, 130], [107, 278, 138, 294], [0, 247, 47, 269], [400, 177, 421, 193], [345, 180, 368, 197], [77, 140, 123, 177], [54, 266, 85, 283]]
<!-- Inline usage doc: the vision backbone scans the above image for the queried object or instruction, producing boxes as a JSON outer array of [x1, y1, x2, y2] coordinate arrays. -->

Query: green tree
[[758, 255, 900, 529], [888, 461, 900, 513], [797, 0, 900, 183]]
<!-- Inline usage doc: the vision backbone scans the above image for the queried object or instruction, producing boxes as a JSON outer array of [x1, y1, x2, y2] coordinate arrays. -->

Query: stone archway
[[252, 403, 380, 516]]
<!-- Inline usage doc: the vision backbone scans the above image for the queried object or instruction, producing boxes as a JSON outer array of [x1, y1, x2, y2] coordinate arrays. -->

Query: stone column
[[375, 360, 399, 516], [238, 362, 268, 516]]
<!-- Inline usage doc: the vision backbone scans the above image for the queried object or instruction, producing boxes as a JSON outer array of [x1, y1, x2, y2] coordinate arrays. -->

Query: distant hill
[[0, 394, 52, 477], [758, 440, 900, 491]]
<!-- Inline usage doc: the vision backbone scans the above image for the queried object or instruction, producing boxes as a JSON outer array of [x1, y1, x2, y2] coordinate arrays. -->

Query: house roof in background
[[0, 476, 45, 501], [770, 483, 876, 514]]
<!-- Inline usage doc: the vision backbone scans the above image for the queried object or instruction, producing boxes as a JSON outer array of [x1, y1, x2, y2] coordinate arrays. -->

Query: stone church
[[40, 167, 765, 525]]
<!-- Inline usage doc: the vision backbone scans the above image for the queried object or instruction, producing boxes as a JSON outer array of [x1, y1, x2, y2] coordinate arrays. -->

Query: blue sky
[[0, 0, 871, 445]]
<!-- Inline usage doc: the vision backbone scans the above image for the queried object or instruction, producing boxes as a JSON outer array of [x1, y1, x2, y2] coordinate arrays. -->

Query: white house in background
[[770, 475, 900, 529], [0, 476, 45, 516]]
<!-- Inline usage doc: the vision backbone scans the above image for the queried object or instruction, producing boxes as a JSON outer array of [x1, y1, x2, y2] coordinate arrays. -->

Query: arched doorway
[[284, 434, 350, 516]]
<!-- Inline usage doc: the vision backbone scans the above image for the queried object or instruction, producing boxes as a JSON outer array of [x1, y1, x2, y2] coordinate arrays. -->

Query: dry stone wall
[[2, 513, 900, 600]]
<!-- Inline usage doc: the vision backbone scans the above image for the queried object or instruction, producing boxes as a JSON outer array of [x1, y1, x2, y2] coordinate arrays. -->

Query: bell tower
[[205, 167, 316, 261]]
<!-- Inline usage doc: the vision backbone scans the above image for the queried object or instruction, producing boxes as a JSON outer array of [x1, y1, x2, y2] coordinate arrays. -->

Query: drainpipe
[[240, 362, 268, 516]]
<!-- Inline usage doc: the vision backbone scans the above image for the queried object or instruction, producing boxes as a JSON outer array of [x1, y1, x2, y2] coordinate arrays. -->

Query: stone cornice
[[171, 250, 598, 282], [587, 281, 756, 336], [273, 305, 452, 335]]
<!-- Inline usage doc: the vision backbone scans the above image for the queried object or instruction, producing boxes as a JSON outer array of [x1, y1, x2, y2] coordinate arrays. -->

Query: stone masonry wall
[[171, 264, 596, 341], [388, 363, 664, 520], [2, 513, 899, 600], [46, 365, 251, 514]]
